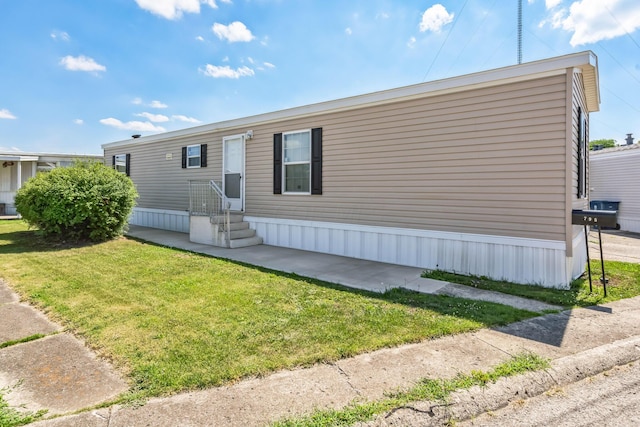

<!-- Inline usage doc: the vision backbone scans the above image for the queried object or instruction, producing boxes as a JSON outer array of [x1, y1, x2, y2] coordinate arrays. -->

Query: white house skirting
[[618, 215, 640, 234], [129, 207, 189, 233], [246, 216, 579, 289]]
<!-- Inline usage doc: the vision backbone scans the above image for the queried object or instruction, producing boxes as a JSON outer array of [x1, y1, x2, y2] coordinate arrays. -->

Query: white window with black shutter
[[112, 153, 130, 176], [274, 128, 322, 195], [181, 144, 207, 169]]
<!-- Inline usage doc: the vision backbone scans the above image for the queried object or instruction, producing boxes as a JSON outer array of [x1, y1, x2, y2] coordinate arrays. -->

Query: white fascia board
[[0, 155, 39, 161], [0, 151, 102, 159], [103, 51, 599, 150]]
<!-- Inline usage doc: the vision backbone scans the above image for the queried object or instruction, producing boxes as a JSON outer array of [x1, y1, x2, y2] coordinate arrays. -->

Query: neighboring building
[[102, 51, 600, 288], [0, 151, 103, 215], [590, 141, 640, 233]]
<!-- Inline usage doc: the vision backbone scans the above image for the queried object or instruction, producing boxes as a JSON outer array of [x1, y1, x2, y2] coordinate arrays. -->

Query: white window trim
[[282, 129, 311, 195], [114, 154, 127, 174], [186, 144, 201, 169]]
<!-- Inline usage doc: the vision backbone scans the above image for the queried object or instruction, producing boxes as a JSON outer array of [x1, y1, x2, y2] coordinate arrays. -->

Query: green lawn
[[0, 220, 537, 400], [424, 258, 640, 307]]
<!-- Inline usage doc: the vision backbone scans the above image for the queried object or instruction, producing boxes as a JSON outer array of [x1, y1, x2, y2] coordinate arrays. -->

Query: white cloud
[[247, 57, 255, 64], [149, 100, 168, 109], [263, 62, 275, 69], [201, 64, 255, 78], [376, 12, 390, 19], [135, 0, 219, 20], [419, 4, 454, 33], [546, 0, 562, 8], [0, 109, 17, 119], [407, 36, 417, 48], [172, 115, 202, 123], [136, 112, 170, 122], [51, 30, 70, 41], [73, 119, 84, 125], [99, 118, 166, 132], [558, 0, 640, 46], [59, 55, 106, 72], [196, 35, 204, 41], [212, 21, 255, 42], [132, 97, 143, 105]]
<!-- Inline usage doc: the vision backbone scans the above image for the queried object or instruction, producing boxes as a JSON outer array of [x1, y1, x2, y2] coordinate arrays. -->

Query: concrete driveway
[[589, 230, 640, 263]]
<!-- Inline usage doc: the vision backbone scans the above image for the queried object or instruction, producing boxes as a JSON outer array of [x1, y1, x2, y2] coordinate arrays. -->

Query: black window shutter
[[181, 147, 187, 169], [577, 108, 583, 198], [200, 144, 207, 168], [311, 127, 322, 195], [112, 155, 116, 167], [125, 153, 131, 176], [273, 133, 283, 194]]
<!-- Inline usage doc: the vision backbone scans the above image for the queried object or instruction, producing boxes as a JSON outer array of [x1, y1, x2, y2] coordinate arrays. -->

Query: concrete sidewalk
[[25, 296, 640, 427], [2, 226, 639, 426]]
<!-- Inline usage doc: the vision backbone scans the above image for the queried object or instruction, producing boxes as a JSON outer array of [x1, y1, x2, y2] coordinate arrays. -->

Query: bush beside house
[[14, 161, 138, 242]]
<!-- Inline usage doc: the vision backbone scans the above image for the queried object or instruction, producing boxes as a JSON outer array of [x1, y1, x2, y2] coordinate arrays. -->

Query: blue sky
[[1, 0, 639, 154]]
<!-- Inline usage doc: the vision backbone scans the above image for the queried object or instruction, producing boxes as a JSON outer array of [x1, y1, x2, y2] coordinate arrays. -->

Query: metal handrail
[[210, 180, 231, 246], [188, 180, 231, 247]]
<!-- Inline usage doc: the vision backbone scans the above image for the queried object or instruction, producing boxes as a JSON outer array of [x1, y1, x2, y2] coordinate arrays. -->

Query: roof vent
[[625, 133, 634, 145], [132, 134, 141, 139]]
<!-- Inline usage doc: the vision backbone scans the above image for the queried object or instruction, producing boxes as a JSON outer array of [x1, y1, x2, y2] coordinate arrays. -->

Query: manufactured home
[[0, 151, 103, 215], [590, 142, 640, 233], [102, 51, 600, 288]]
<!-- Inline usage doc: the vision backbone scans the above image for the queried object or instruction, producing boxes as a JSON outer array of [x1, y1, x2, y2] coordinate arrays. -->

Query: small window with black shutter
[[112, 153, 130, 176], [181, 144, 207, 168]]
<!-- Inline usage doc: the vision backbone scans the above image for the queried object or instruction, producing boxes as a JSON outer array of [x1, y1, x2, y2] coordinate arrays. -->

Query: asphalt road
[[459, 362, 640, 427]]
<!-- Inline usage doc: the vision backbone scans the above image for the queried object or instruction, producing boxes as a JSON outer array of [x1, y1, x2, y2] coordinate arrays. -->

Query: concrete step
[[227, 221, 249, 231], [229, 236, 263, 249], [228, 228, 256, 240], [212, 213, 244, 223]]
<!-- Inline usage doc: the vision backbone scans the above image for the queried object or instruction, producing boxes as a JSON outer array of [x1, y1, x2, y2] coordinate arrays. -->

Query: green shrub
[[14, 160, 138, 242]]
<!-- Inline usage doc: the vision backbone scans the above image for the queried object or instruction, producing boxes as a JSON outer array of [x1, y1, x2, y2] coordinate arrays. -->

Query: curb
[[364, 335, 640, 426]]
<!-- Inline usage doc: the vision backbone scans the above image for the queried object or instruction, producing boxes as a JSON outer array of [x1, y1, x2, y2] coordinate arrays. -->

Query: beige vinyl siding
[[248, 74, 568, 241], [105, 136, 223, 211], [106, 73, 570, 241], [568, 70, 590, 249]]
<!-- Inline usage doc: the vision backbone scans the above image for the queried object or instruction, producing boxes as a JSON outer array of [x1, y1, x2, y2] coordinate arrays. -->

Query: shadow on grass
[[0, 230, 102, 255]]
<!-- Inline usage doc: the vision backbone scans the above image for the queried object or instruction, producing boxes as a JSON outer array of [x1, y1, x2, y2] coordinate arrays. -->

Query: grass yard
[[0, 220, 539, 400], [424, 259, 640, 307]]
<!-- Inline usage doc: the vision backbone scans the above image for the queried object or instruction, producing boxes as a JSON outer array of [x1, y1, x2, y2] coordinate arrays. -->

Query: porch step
[[211, 213, 245, 223], [212, 213, 262, 248], [229, 227, 256, 240], [228, 221, 249, 231], [229, 235, 263, 249]]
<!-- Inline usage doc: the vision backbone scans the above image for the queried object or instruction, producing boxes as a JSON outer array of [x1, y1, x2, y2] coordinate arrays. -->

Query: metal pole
[[598, 227, 608, 297], [517, 0, 523, 64], [584, 225, 592, 292]]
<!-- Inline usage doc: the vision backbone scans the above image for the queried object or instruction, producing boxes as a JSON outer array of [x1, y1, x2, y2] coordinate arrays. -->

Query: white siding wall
[[247, 216, 571, 288], [128, 207, 190, 233], [590, 148, 640, 233]]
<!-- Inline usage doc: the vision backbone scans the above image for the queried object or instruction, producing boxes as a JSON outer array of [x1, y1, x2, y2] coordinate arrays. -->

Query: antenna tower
[[517, 0, 523, 64]]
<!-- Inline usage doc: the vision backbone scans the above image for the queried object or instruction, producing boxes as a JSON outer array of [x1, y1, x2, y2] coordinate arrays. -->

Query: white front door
[[223, 135, 245, 211]]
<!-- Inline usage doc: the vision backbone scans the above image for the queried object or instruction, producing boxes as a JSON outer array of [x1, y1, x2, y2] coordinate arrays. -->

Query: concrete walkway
[[125, 226, 561, 313], [1, 226, 639, 426]]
